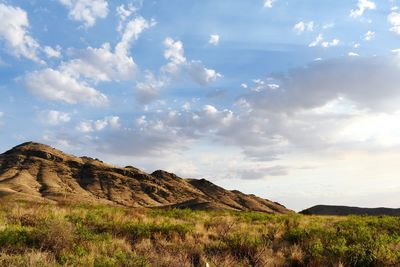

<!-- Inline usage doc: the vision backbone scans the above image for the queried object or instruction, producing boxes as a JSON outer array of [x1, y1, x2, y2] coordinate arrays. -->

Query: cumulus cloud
[[322, 39, 339, 48], [308, 34, 323, 47], [63, 104, 235, 157], [163, 38, 221, 85], [348, 52, 359, 56], [209, 34, 220, 45], [243, 57, 400, 113], [76, 116, 120, 132], [116, 4, 137, 32], [350, 0, 376, 18], [135, 37, 221, 104], [61, 16, 153, 83], [388, 12, 400, 34], [43, 46, 61, 58], [187, 61, 222, 86], [220, 56, 400, 159], [293, 21, 314, 34], [0, 3, 42, 63], [25, 68, 108, 105], [135, 72, 164, 104], [364, 30, 375, 41], [60, 43, 136, 83], [162, 37, 186, 74], [39, 110, 71, 125], [24, 14, 153, 104], [263, 0, 275, 8], [309, 34, 339, 48], [98, 119, 194, 156], [59, 0, 109, 27], [116, 16, 155, 56], [41, 53, 400, 169]]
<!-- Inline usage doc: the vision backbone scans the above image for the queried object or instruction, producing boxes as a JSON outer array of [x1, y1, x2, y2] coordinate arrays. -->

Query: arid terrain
[[0, 142, 289, 214], [1, 143, 400, 267], [0, 201, 400, 266]]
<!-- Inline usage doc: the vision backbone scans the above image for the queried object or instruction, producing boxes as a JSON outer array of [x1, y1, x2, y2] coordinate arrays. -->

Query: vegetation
[[0, 201, 399, 266]]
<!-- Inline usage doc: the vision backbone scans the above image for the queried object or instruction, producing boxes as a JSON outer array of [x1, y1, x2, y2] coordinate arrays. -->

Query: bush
[[0, 226, 37, 249]]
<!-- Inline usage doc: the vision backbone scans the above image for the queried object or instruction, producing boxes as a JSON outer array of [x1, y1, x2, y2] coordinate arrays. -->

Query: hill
[[300, 205, 400, 216], [0, 142, 290, 214]]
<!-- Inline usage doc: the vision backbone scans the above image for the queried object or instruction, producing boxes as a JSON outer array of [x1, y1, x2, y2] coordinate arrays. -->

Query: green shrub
[[0, 226, 37, 248], [120, 221, 193, 242]]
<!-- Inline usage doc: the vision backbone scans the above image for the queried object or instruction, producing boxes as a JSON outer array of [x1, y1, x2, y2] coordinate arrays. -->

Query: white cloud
[[309, 34, 339, 48], [350, 0, 376, 18], [322, 23, 335, 29], [392, 48, 400, 55], [116, 16, 155, 56], [322, 39, 339, 48], [59, 0, 109, 27], [42, 53, 400, 178], [263, 0, 275, 8], [202, 104, 218, 115], [135, 71, 164, 104], [0, 3, 42, 63], [25, 68, 108, 105], [293, 21, 314, 34], [209, 34, 220, 45], [348, 52, 359, 56], [39, 110, 71, 125], [89, 105, 235, 156], [309, 34, 323, 47], [43, 46, 61, 58], [60, 16, 153, 83], [76, 116, 120, 133], [364, 30, 375, 41], [76, 121, 93, 132], [216, 56, 400, 159], [116, 4, 137, 32], [133, 37, 222, 105], [25, 14, 153, 105], [388, 12, 400, 34], [162, 37, 186, 74], [94, 116, 120, 130], [187, 61, 222, 86], [61, 43, 136, 83], [244, 57, 400, 113]]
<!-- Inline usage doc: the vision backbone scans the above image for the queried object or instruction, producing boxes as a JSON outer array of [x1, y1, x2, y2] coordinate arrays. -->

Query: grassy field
[[0, 202, 399, 266]]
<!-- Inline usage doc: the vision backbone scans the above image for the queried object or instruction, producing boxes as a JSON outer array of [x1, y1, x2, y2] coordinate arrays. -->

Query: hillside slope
[[300, 205, 400, 216], [0, 142, 290, 214]]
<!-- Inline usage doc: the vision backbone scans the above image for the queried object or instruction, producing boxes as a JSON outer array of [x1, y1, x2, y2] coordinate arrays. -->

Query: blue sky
[[1, 0, 400, 210]]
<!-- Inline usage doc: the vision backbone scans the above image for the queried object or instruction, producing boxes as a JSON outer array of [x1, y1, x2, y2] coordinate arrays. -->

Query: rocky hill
[[300, 205, 400, 216], [0, 142, 291, 214]]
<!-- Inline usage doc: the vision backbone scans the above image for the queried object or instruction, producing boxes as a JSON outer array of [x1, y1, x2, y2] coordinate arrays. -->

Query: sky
[[1, 0, 400, 211]]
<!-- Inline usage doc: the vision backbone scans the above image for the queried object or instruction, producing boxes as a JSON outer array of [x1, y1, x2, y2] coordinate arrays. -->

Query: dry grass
[[0, 201, 399, 266]]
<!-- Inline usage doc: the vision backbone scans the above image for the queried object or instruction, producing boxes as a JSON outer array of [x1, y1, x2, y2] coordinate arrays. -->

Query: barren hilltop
[[0, 142, 290, 214]]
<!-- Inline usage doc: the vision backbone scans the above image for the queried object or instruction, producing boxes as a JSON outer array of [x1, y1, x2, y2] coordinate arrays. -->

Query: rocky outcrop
[[0, 142, 291, 214]]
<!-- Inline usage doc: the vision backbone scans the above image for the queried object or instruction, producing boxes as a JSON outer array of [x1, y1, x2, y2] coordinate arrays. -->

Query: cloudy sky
[[1, 0, 400, 210]]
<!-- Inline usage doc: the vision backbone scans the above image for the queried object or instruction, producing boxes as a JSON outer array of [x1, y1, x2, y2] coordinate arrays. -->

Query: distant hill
[[0, 142, 291, 214], [300, 205, 400, 216]]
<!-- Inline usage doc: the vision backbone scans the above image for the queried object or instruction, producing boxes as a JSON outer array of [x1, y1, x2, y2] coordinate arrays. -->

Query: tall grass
[[0, 201, 399, 266]]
